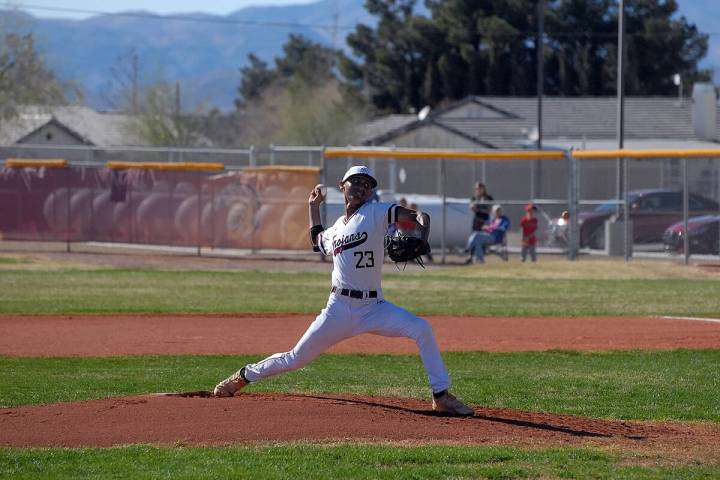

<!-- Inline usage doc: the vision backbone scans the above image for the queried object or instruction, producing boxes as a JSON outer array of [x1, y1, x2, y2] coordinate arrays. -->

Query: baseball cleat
[[213, 369, 249, 397], [432, 392, 475, 416]]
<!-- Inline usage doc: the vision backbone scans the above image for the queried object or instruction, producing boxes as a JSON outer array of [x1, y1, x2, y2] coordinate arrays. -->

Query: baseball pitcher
[[214, 165, 474, 416]]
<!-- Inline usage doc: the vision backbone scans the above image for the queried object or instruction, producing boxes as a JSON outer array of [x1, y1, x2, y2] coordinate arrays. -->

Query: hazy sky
[[7, 0, 718, 79], [10, 1, 317, 18]]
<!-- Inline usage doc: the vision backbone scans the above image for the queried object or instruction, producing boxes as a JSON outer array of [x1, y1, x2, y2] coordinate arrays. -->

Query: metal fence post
[[197, 176, 202, 257], [683, 157, 689, 265], [210, 179, 216, 250], [436, 159, 442, 197], [249, 145, 256, 167], [320, 146, 327, 263], [127, 179, 132, 244], [530, 160, 536, 201], [320, 146, 327, 228], [66, 170, 71, 253], [441, 158, 447, 264], [86, 149, 95, 239], [567, 150, 579, 261], [389, 158, 397, 194], [623, 156, 630, 262]]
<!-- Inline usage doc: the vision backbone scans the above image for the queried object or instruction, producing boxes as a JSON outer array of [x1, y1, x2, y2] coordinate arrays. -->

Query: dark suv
[[548, 189, 719, 249]]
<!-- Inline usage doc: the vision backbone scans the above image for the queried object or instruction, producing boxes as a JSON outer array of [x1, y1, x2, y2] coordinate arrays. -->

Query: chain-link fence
[[2, 144, 719, 262], [0, 154, 319, 253]]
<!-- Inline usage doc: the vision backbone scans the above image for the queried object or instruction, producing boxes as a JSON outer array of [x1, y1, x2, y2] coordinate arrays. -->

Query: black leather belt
[[331, 286, 378, 299]]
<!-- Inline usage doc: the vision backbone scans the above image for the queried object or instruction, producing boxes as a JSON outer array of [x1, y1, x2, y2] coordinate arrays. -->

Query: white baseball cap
[[491, 204, 502, 214], [341, 165, 377, 188]]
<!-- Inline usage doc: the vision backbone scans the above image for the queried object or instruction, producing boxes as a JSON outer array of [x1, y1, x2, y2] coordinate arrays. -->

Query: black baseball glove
[[386, 232, 431, 267]]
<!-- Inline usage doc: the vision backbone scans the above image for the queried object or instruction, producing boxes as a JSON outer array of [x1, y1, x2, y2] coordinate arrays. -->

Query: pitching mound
[[1, 393, 718, 459]]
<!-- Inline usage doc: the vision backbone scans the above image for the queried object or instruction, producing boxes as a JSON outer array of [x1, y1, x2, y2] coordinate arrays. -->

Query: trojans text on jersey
[[332, 232, 368, 255]]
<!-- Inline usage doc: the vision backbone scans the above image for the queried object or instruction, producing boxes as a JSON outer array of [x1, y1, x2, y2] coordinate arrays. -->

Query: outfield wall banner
[[0, 164, 319, 250]]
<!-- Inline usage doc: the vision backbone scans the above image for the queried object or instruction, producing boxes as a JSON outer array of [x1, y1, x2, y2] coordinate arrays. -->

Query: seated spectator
[[466, 204, 510, 264], [398, 197, 408, 208], [520, 203, 539, 262], [469, 182, 494, 231]]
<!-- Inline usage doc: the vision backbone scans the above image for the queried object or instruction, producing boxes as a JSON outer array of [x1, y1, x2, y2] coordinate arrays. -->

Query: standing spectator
[[466, 204, 510, 264], [469, 182, 494, 231], [520, 203, 539, 262]]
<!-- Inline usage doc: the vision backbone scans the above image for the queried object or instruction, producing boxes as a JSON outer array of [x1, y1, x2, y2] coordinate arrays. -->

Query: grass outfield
[[1, 267, 719, 316], [2, 351, 719, 421], [2, 255, 719, 478], [2, 445, 719, 479]]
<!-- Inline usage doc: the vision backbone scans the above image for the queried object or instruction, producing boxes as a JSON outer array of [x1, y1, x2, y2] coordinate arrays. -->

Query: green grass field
[[2, 351, 720, 420], [1, 266, 719, 316], [1, 253, 719, 478], [2, 445, 718, 480]]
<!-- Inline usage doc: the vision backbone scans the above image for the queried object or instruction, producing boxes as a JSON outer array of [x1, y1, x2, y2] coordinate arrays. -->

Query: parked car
[[324, 188, 473, 250], [547, 189, 719, 249], [663, 215, 720, 255]]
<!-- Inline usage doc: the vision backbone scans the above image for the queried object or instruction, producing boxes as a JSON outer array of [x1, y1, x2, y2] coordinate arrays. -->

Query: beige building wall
[[20, 124, 84, 146]]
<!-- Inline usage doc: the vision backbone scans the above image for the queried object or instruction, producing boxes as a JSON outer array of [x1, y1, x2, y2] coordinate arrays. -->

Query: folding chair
[[484, 234, 509, 261]]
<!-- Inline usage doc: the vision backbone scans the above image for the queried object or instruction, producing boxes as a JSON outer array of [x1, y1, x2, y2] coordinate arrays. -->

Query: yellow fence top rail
[[5, 159, 68, 168], [324, 148, 565, 161], [572, 149, 720, 159], [242, 165, 321, 174], [106, 161, 225, 171]]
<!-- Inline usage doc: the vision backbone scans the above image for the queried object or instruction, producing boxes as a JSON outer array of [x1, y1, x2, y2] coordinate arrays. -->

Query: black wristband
[[309, 224, 324, 251]]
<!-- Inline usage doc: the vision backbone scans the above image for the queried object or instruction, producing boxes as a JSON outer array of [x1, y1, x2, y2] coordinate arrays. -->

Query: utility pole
[[616, 0, 625, 152], [175, 81, 181, 117], [536, 0, 544, 151], [330, 0, 339, 69], [616, 0, 629, 262], [131, 49, 139, 115], [534, 0, 545, 200]]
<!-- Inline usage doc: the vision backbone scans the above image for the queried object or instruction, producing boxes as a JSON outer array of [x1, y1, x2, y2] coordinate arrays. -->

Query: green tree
[[342, 0, 432, 113], [235, 54, 275, 108], [235, 34, 337, 107], [621, 0, 710, 95], [275, 34, 335, 85], [274, 80, 366, 146], [343, 0, 710, 112], [0, 33, 80, 120], [427, 0, 537, 96], [544, 0, 710, 95], [131, 82, 207, 147], [235, 34, 368, 146], [104, 48, 208, 146]]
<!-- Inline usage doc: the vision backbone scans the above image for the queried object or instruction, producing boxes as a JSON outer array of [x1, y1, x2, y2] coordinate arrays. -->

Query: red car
[[663, 215, 720, 254]]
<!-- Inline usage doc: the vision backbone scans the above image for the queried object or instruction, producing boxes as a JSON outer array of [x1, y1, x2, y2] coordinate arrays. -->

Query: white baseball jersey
[[316, 202, 398, 291], [243, 199, 451, 394]]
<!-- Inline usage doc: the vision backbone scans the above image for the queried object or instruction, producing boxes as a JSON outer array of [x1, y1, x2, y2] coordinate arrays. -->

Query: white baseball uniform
[[243, 201, 451, 393]]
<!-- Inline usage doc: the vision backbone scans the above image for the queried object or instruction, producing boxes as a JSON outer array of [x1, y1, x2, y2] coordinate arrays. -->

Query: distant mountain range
[[3, 0, 718, 111], [3, 0, 373, 110]]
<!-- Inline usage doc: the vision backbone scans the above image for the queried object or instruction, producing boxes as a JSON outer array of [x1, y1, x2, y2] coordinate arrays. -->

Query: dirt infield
[[2, 314, 720, 357], [2, 313, 720, 455]]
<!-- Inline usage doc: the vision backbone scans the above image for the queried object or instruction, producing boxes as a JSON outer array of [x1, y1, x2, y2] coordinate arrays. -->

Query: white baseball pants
[[243, 292, 451, 393]]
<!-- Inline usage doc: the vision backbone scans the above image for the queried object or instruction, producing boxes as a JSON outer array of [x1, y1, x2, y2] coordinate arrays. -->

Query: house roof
[[358, 96, 720, 149], [0, 106, 146, 146]]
